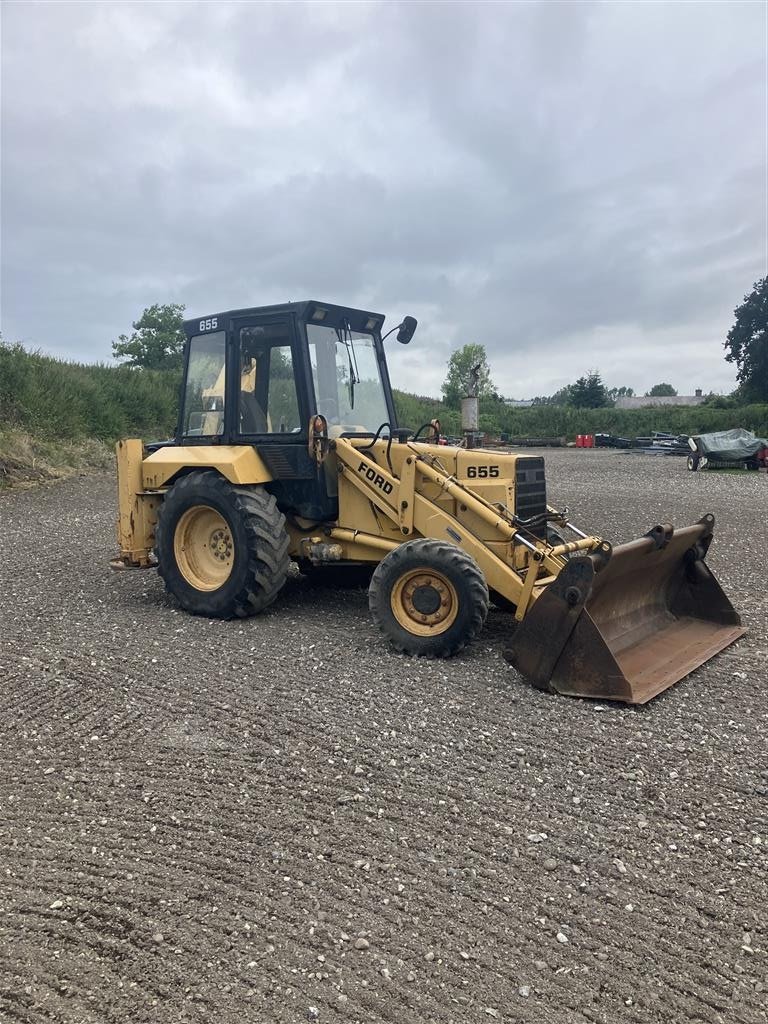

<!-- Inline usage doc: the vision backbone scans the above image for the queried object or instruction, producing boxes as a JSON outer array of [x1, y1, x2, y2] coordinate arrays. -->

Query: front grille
[[515, 457, 547, 536]]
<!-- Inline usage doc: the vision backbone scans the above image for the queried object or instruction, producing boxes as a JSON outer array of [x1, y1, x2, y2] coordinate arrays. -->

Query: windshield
[[307, 323, 389, 433]]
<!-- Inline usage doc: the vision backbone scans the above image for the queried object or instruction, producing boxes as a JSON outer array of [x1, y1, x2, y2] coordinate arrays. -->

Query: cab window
[[181, 332, 226, 437], [238, 326, 301, 434]]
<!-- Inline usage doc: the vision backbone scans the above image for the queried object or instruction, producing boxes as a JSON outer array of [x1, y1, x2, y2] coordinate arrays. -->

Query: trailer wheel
[[155, 471, 289, 618], [687, 454, 700, 472], [369, 540, 489, 657]]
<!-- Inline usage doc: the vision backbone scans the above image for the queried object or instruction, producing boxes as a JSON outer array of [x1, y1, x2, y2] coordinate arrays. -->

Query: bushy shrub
[[0, 342, 180, 441]]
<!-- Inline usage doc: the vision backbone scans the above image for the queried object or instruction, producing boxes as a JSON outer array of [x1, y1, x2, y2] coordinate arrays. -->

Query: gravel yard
[[0, 449, 766, 1024]]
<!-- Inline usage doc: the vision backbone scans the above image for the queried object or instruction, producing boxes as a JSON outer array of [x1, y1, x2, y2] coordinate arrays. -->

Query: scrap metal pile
[[595, 427, 768, 470], [594, 431, 689, 454]]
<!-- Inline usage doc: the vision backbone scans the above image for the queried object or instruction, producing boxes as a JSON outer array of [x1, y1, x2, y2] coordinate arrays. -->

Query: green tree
[[547, 384, 575, 406], [570, 371, 610, 408], [646, 382, 677, 397], [724, 277, 768, 403], [607, 385, 635, 402], [441, 344, 495, 408], [112, 303, 186, 370]]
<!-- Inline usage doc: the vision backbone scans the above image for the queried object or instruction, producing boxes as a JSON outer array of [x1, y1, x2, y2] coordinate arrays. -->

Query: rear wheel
[[369, 540, 489, 657], [155, 471, 289, 617]]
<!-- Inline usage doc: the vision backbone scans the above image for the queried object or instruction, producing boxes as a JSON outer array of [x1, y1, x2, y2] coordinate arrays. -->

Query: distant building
[[504, 399, 534, 408], [616, 389, 705, 409]]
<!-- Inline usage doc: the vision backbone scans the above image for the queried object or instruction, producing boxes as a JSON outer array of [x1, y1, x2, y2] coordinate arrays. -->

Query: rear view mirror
[[397, 316, 417, 345]]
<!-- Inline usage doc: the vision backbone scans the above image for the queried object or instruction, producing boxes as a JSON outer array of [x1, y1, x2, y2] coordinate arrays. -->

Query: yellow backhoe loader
[[111, 301, 744, 704]]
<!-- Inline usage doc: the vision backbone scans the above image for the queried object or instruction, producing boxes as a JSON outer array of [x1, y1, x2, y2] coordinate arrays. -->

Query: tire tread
[[369, 539, 489, 658], [155, 471, 289, 617]]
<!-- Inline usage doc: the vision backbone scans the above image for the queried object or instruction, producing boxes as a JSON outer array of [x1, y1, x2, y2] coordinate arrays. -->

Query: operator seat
[[240, 390, 268, 433]]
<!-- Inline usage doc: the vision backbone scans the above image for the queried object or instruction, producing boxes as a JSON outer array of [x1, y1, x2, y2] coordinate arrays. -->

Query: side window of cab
[[239, 326, 301, 434], [181, 332, 226, 436]]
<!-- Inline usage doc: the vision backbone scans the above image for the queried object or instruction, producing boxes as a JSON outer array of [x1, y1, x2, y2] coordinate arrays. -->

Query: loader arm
[[332, 438, 601, 619]]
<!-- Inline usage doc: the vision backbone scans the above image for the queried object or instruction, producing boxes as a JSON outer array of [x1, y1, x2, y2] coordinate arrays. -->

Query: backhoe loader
[[111, 301, 744, 704]]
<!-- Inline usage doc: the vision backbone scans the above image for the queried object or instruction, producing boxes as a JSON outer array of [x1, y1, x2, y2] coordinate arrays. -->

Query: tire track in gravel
[[1, 457, 766, 1023]]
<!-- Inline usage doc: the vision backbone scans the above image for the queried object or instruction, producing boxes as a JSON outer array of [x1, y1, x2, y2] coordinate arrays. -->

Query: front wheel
[[155, 471, 289, 618], [369, 540, 489, 657]]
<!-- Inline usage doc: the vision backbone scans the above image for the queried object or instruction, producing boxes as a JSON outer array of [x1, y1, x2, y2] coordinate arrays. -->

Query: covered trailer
[[687, 428, 768, 471]]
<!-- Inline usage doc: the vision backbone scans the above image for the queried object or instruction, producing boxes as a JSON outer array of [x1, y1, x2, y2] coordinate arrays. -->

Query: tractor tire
[[155, 471, 289, 618], [369, 539, 489, 657]]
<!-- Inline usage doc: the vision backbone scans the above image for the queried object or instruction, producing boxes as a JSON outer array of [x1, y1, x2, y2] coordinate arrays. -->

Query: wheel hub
[[411, 584, 442, 615], [210, 528, 232, 561], [391, 569, 459, 635], [174, 505, 234, 591]]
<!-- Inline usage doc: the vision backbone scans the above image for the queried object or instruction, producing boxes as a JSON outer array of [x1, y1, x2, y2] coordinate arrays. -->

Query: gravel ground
[[0, 450, 766, 1024]]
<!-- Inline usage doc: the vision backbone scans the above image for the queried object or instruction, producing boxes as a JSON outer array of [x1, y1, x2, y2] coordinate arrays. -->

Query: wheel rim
[[391, 568, 459, 636], [173, 505, 234, 591]]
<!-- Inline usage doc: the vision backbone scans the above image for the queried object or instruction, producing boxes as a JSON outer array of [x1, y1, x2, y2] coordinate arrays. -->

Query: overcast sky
[[2, 1, 766, 398]]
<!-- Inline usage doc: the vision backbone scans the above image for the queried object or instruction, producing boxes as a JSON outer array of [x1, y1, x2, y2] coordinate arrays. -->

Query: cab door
[[227, 314, 337, 520]]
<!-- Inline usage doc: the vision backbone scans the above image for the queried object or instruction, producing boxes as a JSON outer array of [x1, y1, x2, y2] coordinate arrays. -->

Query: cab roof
[[183, 300, 386, 336]]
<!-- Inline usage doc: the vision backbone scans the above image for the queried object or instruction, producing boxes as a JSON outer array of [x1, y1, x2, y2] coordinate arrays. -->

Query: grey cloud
[[1, 0, 765, 399]]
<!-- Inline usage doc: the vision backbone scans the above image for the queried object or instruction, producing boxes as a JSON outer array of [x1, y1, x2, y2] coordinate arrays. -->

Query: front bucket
[[505, 516, 744, 704]]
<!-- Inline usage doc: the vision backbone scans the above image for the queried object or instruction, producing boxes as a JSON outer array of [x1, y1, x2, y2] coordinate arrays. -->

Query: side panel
[[333, 440, 534, 545], [142, 445, 274, 489]]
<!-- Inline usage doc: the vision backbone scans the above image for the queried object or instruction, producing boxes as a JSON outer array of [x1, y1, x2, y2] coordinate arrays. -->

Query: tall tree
[[441, 344, 495, 408], [724, 277, 768, 403], [570, 371, 610, 408], [112, 303, 186, 371], [607, 385, 635, 402], [646, 382, 677, 397], [547, 384, 575, 406]]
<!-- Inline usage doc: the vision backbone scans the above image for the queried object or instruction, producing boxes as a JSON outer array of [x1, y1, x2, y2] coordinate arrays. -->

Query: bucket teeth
[[505, 517, 744, 704]]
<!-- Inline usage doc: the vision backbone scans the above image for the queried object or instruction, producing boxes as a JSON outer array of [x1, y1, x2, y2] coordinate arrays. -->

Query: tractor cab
[[177, 301, 415, 519], [179, 301, 413, 444]]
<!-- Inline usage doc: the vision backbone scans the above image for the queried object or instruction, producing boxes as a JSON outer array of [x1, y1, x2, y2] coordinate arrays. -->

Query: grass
[[1, 340, 765, 486], [0, 428, 114, 488], [0, 341, 178, 442]]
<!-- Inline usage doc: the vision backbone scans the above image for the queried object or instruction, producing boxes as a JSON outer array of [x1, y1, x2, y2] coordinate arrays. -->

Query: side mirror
[[397, 316, 417, 345]]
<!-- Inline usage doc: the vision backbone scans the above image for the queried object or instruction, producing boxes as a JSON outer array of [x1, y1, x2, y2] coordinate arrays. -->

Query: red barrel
[[585, 434, 594, 448], [576, 434, 584, 447]]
